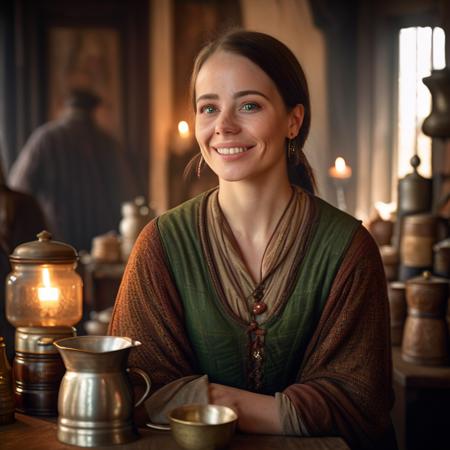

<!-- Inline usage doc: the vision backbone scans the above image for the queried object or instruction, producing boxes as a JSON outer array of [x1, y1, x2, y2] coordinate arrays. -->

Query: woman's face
[[194, 51, 303, 184]]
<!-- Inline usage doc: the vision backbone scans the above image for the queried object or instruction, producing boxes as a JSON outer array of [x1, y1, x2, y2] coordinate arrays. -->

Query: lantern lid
[[400, 155, 430, 180], [10, 230, 78, 264], [406, 270, 448, 286]]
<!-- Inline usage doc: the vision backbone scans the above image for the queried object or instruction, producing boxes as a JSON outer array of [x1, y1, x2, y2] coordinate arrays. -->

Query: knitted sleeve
[[283, 226, 395, 450], [108, 219, 198, 391]]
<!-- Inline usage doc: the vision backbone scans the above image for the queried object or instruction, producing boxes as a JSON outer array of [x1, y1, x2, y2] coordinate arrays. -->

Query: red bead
[[248, 321, 258, 331], [252, 302, 267, 315], [255, 328, 266, 336]]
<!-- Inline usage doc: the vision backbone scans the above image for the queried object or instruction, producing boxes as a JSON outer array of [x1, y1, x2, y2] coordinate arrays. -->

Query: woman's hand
[[208, 383, 282, 434]]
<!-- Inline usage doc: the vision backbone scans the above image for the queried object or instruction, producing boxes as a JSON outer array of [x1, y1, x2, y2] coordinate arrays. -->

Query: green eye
[[241, 102, 259, 112], [201, 105, 216, 114]]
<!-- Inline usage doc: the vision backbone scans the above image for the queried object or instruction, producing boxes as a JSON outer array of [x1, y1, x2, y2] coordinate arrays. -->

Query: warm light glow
[[335, 157, 347, 172], [397, 26, 445, 180], [38, 268, 60, 307], [329, 157, 352, 179], [374, 201, 397, 221], [178, 121, 190, 138]]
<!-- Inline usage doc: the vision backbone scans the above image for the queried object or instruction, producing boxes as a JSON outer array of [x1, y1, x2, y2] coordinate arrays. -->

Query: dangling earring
[[197, 154, 204, 178], [288, 139, 298, 165]]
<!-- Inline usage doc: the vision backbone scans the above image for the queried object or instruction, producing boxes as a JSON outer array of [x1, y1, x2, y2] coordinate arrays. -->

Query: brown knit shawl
[[109, 216, 394, 450]]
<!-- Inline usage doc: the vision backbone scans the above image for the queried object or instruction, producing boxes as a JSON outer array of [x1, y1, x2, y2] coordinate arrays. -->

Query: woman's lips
[[214, 146, 253, 155]]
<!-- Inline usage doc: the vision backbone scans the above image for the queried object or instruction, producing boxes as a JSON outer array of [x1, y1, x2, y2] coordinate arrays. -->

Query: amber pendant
[[252, 302, 267, 315]]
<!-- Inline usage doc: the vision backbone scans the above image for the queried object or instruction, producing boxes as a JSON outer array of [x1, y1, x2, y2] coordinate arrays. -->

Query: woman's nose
[[215, 110, 240, 135]]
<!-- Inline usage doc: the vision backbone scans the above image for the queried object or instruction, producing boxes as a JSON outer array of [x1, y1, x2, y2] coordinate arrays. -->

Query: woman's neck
[[217, 177, 293, 244]]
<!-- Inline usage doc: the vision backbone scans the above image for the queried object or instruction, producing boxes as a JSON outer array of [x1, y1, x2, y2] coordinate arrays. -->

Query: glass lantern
[[6, 231, 82, 328]]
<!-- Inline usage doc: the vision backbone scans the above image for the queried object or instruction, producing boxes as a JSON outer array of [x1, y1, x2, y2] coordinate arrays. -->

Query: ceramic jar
[[402, 271, 449, 366], [434, 238, 450, 278], [368, 218, 394, 246], [91, 233, 121, 263], [119, 201, 141, 260], [119, 197, 154, 261], [401, 214, 438, 269], [433, 238, 450, 336], [380, 245, 399, 281]]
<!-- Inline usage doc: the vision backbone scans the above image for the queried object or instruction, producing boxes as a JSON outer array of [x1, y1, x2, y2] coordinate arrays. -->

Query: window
[[397, 26, 446, 180]]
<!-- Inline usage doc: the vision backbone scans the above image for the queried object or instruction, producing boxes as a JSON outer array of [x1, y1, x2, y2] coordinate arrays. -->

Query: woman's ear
[[288, 104, 304, 137]]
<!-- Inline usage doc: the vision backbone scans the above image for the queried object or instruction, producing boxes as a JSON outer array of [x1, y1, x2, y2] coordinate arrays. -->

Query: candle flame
[[335, 157, 347, 173], [178, 121, 190, 138], [329, 156, 352, 180], [38, 268, 60, 302]]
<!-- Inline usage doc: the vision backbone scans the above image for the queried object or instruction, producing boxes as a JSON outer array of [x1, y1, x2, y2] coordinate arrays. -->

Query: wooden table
[[391, 347, 450, 450], [1, 414, 349, 450]]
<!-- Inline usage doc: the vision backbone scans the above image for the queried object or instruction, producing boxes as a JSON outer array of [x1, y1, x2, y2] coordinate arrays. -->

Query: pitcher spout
[[54, 335, 139, 372]]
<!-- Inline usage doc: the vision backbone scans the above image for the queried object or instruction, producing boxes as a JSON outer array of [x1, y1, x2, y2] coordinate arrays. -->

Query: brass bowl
[[168, 404, 238, 450]]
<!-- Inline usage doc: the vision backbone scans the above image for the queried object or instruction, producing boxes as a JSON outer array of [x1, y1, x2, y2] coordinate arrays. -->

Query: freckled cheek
[[195, 121, 215, 149]]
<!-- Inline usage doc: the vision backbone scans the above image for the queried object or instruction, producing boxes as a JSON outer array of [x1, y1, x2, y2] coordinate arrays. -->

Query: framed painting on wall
[[12, 0, 149, 193]]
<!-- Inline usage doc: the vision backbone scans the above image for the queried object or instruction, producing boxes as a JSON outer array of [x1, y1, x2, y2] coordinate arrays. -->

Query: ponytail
[[287, 148, 317, 194]]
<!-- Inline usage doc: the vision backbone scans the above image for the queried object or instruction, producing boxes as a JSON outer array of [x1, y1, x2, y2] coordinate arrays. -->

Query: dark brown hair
[[189, 29, 317, 194], [65, 88, 101, 111]]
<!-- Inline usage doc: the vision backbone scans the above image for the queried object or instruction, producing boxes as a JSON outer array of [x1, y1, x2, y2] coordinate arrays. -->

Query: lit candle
[[329, 157, 352, 179], [38, 268, 60, 311], [173, 120, 193, 155], [178, 121, 190, 138]]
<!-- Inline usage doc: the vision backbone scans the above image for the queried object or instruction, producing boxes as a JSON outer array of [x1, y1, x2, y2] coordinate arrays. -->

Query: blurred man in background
[[8, 89, 139, 252]]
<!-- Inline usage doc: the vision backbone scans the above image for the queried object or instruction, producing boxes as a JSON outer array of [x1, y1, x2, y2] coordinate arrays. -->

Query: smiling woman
[[194, 51, 303, 189], [109, 30, 396, 450]]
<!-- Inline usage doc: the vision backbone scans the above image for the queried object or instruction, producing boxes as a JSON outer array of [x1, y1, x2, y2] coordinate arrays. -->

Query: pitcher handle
[[127, 367, 152, 408]]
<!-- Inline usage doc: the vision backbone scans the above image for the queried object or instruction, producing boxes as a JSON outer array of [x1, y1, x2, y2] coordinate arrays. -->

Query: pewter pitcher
[[54, 336, 151, 447]]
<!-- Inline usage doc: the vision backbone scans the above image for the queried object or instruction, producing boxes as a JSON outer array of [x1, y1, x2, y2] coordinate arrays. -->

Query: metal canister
[[434, 238, 450, 278], [402, 271, 449, 366], [400, 214, 440, 280], [0, 336, 15, 425], [14, 327, 75, 416], [387, 282, 406, 346], [397, 156, 432, 215], [435, 239, 450, 334], [422, 68, 450, 138]]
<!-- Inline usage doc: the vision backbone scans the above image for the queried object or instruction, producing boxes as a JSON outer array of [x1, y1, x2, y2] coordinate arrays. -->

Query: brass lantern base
[[14, 326, 76, 416]]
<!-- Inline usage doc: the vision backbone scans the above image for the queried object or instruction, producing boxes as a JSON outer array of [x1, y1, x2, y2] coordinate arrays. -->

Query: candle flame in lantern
[[38, 268, 60, 303], [178, 121, 190, 138]]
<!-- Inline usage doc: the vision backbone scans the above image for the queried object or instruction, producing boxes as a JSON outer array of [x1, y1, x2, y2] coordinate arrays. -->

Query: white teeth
[[216, 147, 248, 155]]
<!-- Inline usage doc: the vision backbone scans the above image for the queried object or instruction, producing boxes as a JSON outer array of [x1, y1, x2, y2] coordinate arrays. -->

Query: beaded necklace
[[237, 189, 296, 390]]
